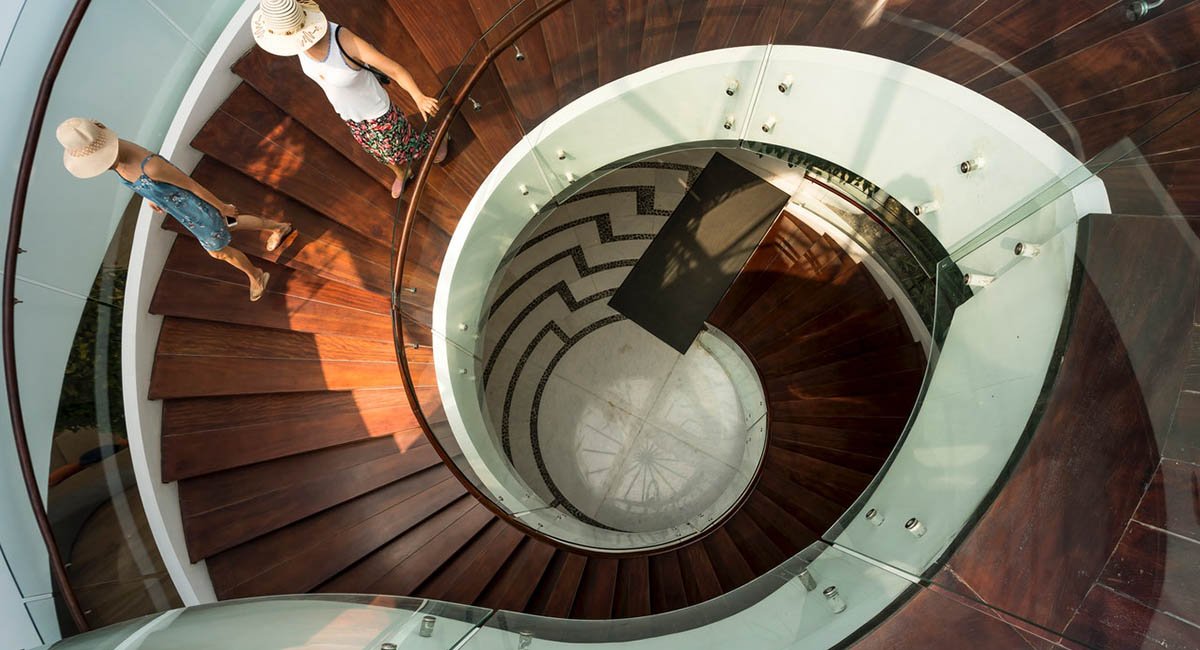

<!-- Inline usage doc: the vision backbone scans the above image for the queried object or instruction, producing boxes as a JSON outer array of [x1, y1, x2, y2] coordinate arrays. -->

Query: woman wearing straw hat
[[252, 0, 448, 199], [57, 118, 294, 302]]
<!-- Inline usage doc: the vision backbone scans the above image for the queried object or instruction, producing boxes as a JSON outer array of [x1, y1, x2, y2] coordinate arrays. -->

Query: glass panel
[[910, 97, 1200, 649], [21, 199, 184, 635], [46, 595, 491, 650], [1, 0, 242, 609], [464, 543, 914, 649]]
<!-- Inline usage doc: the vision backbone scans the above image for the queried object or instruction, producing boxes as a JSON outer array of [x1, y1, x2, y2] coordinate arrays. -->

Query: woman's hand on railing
[[413, 93, 439, 122]]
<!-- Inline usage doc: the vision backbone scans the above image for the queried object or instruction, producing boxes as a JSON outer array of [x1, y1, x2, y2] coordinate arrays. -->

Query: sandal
[[267, 223, 293, 252], [434, 135, 452, 164], [250, 271, 270, 302]]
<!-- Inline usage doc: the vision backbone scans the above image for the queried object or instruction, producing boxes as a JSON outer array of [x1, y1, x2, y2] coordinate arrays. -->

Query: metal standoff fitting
[[419, 615, 436, 637], [566, 172, 577, 183], [778, 74, 794, 94], [1125, 0, 1164, 21], [518, 631, 534, 649], [723, 115, 736, 130], [514, 44, 526, 61], [913, 201, 939, 216], [556, 149, 567, 160], [797, 567, 817, 591], [468, 97, 482, 111], [904, 517, 927, 537], [959, 157, 985, 174], [823, 586, 847, 613], [761, 116, 777, 133], [457, 323, 469, 331], [963, 273, 995, 288], [381, 643, 397, 650], [864, 508, 885, 526], [1014, 242, 1042, 257], [409, 342, 420, 350], [725, 79, 740, 96], [457, 368, 468, 375], [402, 286, 417, 294], [518, 184, 529, 196]]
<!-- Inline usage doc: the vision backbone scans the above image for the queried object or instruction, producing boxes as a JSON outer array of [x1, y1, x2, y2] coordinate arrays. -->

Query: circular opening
[[534, 321, 764, 532]]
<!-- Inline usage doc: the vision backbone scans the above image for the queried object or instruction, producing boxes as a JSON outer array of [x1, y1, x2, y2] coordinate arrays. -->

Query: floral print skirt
[[346, 103, 432, 167]]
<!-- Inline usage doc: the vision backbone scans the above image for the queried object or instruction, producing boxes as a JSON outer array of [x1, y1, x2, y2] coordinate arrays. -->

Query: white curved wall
[[122, 0, 259, 607], [433, 45, 1107, 547]]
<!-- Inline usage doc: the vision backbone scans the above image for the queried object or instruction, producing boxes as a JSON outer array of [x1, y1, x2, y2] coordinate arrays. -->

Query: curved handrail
[[4, 0, 94, 634], [388, 0, 769, 556], [388, 2, 933, 556], [389, 0, 592, 554], [390, 0, 787, 557]]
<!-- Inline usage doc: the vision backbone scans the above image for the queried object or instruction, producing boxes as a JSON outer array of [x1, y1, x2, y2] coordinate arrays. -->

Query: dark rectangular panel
[[609, 154, 789, 353]]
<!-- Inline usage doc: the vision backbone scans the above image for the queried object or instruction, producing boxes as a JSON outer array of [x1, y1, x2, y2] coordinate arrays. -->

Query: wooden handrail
[[4, 0, 95, 634], [389, 0, 775, 558]]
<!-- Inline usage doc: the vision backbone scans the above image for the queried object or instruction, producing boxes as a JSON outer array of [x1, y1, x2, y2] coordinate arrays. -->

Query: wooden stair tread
[[209, 468, 462, 598], [161, 388, 427, 481], [181, 440, 442, 560], [191, 84, 395, 245]]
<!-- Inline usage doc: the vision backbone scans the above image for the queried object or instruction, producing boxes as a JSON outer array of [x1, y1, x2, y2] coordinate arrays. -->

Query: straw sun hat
[[57, 117, 119, 179], [251, 0, 329, 56]]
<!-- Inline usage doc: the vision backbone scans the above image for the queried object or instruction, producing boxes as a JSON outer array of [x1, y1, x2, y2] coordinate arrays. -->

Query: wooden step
[[477, 538, 558, 611], [161, 387, 427, 481], [417, 518, 524, 604], [315, 494, 475, 593], [756, 467, 850, 536], [151, 240, 393, 340], [180, 439, 442, 560], [771, 367, 924, 401], [209, 468, 463, 598], [231, 46, 473, 236], [763, 447, 875, 507], [766, 343, 926, 387], [768, 390, 922, 419], [757, 314, 912, 376], [613, 556, 652, 618], [742, 491, 822, 552], [648, 551, 689, 614], [770, 421, 902, 460], [722, 512, 788, 575], [151, 317, 404, 399], [771, 438, 891, 475], [528, 552, 588, 618], [702, 527, 757, 592], [570, 558, 619, 619], [677, 542, 723, 605], [191, 84, 395, 245], [186, 157, 392, 294], [327, 501, 494, 596]]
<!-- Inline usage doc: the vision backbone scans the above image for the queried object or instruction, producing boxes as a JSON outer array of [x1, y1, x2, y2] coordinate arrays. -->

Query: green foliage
[[53, 268, 127, 435]]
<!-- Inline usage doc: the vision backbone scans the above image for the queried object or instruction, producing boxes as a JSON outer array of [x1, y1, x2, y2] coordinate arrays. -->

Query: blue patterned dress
[[117, 154, 232, 252]]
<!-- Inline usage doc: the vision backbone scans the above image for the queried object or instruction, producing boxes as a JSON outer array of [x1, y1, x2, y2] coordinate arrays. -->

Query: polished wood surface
[[143, 0, 1200, 634]]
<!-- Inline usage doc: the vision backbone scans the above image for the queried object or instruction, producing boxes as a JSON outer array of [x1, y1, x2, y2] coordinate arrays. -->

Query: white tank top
[[298, 22, 390, 122]]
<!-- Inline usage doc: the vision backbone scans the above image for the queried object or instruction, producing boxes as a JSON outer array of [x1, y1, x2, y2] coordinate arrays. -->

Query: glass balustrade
[[1, 0, 1194, 646]]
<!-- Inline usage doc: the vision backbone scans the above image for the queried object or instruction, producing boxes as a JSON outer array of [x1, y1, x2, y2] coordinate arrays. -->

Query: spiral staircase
[[7, 0, 1200, 648], [149, 68, 925, 610]]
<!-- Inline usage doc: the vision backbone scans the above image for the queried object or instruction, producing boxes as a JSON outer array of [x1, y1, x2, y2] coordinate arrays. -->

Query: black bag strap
[[334, 25, 391, 85]]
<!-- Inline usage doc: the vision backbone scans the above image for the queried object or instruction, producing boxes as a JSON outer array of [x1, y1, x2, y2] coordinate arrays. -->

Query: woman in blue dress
[[57, 118, 292, 301]]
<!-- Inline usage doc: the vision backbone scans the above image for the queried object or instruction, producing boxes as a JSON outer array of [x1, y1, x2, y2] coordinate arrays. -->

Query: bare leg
[[208, 246, 269, 301], [230, 213, 284, 232], [230, 213, 292, 252]]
